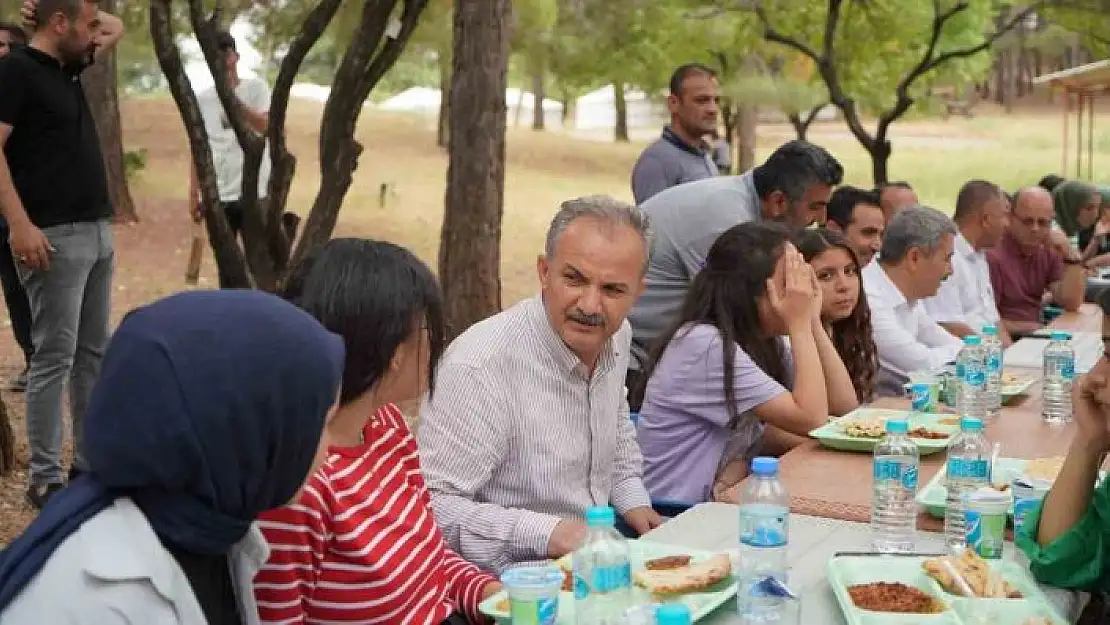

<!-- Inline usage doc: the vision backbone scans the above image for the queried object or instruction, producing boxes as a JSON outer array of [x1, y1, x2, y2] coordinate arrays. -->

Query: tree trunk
[[869, 139, 892, 187], [0, 395, 13, 475], [83, 0, 137, 223], [612, 80, 629, 142], [735, 103, 757, 173], [436, 46, 451, 148], [531, 63, 545, 131], [439, 0, 509, 341]]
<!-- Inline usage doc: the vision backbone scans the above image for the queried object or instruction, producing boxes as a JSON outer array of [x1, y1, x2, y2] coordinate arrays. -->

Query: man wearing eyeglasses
[[987, 186, 1086, 337]]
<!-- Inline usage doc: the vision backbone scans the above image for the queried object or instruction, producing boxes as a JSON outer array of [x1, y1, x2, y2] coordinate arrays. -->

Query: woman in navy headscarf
[[0, 289, 345, 625]]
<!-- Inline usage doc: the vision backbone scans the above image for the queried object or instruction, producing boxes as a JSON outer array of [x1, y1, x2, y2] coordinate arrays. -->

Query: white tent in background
[[378, 86, 564, 128], [574, 85, 666, 132], [379, 86, 442, 114], [290, 83, 332, 103]]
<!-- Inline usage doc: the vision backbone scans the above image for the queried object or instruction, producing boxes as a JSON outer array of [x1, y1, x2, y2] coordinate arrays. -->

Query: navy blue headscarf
[[0, 289, 344, 610]]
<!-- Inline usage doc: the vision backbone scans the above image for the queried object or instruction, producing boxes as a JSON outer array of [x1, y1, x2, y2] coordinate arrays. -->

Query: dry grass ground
[[0, 95, 1105, 543]]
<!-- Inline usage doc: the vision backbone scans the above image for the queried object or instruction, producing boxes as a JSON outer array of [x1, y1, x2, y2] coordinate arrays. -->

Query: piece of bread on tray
[[633, 553, 731, 595]]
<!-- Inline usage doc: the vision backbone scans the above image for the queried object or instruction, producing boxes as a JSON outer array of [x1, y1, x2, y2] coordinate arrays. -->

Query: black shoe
[[26, 482, 65, 510]]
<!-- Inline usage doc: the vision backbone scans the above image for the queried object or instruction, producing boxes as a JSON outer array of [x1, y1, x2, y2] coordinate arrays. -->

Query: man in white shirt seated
[[863, 205, 963, 395], [924, 180, 1013, 346], [419, 195, 661, 573]]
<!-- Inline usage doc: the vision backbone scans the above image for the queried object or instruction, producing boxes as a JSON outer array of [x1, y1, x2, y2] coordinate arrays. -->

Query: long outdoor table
[[777, 303, 1104, 525], [643, 503, 1087, 624]]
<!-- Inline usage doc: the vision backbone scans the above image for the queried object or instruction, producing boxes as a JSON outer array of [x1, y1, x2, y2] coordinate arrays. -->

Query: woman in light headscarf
[[0, 289, 345, 625]]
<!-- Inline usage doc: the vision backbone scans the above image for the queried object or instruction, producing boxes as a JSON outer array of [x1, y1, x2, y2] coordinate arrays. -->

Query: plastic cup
[[500, 565, 563, 625], [1012, 476, 1052, 538], [621, 604, 660, 625], [963, 487, 1012, 559], [908, 370, 940, 412]]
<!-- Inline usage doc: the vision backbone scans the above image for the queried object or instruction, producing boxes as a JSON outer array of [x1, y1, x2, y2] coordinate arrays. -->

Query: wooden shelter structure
[[1033, 60, 1110, 180]]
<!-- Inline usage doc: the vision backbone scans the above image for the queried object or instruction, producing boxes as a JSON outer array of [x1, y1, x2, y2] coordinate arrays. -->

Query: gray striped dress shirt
[[418, 295, 651, 573]]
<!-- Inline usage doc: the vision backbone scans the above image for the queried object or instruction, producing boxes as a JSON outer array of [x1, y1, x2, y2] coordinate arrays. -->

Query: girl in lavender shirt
[[636, 223, 860, 504]]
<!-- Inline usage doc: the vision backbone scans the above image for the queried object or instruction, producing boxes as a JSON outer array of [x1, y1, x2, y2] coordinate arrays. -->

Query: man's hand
[[20, 0, 36, 29], [9, 220, 52, 271], [481, 581, 503, 601], [1073, 374, 1110, 454], [622, 506, 663, 536], [547, 519, 588, 559]]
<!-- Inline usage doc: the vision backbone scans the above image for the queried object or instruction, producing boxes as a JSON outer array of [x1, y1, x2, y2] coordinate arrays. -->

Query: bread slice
[[633, 553, 732, 595]]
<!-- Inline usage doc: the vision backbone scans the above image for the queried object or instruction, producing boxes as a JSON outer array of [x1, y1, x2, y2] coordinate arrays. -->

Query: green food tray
[[827, 554, 1067, 624], [479, 540, 737, 624], [808, 408, 959, 455]]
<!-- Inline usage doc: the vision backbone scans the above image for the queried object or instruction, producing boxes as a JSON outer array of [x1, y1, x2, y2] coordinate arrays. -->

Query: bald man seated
[[986, 187, 1086, 336]]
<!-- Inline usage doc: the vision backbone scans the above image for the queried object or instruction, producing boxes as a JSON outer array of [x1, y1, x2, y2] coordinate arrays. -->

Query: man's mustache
[[568, 310, 604, 327]]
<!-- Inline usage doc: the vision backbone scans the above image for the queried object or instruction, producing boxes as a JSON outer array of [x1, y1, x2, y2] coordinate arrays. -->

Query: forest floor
[[0, 95, 1104, 544]]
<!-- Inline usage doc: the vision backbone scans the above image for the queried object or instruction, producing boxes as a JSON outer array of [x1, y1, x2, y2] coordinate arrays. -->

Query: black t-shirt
[[0, 46, 111, 228], [1078, 226, 1110, 257]]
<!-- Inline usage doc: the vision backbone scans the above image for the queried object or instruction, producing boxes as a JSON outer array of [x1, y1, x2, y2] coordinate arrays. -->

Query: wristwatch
[[1063, 257, 1085, 266]]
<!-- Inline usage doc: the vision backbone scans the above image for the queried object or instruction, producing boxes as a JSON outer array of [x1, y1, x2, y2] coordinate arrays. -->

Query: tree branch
[[149, 0, 250, 287], [754, 5, 821, 64]]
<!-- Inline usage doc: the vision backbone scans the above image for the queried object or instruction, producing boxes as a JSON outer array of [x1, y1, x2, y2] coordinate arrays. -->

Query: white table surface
[[642, 502, 1086, 624]]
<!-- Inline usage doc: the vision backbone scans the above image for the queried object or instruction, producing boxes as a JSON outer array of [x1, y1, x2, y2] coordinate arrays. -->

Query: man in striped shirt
[[419, 195, 662, 573]]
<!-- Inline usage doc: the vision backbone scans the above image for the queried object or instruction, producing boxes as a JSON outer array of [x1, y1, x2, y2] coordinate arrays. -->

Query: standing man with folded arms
[[0, 0, 124, 508]]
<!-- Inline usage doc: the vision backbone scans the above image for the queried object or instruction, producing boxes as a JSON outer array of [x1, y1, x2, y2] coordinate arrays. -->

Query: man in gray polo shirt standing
[[625, 140, 844, 409], [630, 63, 720, 204]]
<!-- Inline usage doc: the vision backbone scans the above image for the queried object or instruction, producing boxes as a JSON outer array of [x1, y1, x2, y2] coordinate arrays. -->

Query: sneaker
[[8, 368, 27, 392], [26, 482, 65, 510]]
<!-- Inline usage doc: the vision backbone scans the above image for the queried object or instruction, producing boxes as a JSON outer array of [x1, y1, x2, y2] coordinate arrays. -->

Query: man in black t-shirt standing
[[0, 0, 124, 508]]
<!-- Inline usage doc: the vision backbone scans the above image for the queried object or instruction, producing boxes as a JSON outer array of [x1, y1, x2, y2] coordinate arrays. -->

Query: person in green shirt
[[1017, 289, 1110, 592]]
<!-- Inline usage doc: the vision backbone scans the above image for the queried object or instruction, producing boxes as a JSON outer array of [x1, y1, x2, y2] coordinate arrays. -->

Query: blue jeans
[[18, 220, 114, 487]]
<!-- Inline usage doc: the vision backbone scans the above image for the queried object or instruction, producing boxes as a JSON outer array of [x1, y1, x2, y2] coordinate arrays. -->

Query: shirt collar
[[527, 295, 618, 378], [864, 261, 908, 308], [661, 126, 708, 156], [954, 231, 976, 258]]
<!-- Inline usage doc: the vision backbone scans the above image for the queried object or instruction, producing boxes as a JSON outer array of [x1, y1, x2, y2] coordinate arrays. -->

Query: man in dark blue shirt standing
[[0, 0, 124, 508]]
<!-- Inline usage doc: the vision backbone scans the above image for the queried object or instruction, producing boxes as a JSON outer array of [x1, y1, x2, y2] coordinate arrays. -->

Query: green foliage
[[123, 148, 148, 180]]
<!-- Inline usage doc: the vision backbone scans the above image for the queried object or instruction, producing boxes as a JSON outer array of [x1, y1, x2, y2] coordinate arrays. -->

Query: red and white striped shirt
[[254, 403, 497, 625]]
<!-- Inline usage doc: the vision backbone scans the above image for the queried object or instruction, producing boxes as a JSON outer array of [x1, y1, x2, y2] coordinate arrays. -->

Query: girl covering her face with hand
[[636, 222, 859, 505], [795, 228, 879, 403]]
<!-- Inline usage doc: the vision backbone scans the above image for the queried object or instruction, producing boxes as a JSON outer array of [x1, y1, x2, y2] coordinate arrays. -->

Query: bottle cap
[[655, 603, 693, 625], [584, 506, 615, 527], [751, 456, 779, 476], [981, 324, 998, 336], [885, 419, 909, 434], [1050, 330, 1070, 341], [964, 335, 981, 345], [959, 416, 984, 431]]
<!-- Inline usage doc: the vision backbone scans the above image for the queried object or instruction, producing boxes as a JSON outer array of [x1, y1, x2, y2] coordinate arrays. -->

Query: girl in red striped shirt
[[254, 239, 500, 625]]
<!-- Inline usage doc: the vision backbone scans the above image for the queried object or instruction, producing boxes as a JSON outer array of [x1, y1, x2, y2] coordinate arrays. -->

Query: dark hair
[[953, 179, 1003, 223], [668, 63, 716, 97], [793, 228, 878, 402], [216, 31, 237, 51], [0, 23, 26, 46], [1038, 174, 1065, 193], [827, 186, 881, 229], [752, 140, 844, 205], [30, 0, 84, 31], [281, 238, 446, 405], [641, 222, 791, 429]]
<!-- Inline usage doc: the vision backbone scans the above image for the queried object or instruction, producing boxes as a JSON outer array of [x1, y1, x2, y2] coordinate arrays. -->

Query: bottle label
[[948, 457, 989, 480], [739, 505, 788, 548], [962, 362, 986, 387], [873, 459, 918, 490], [910, 383, 933, 412], [965, 509, 1006, 559], [573, 563, 630, 599], [509, 596, 558, 625], [1061, 358, 1075, 380], [987, 353, 1002, 374]]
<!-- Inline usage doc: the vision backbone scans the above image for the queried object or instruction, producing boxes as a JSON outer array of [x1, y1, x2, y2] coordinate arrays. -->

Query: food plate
[[918, 457, 1104, 518], [478, 540, 737, 624], [1000, 372, 1036, 400], [827, 552, 1066, 625], [808, 408, 958, 455]]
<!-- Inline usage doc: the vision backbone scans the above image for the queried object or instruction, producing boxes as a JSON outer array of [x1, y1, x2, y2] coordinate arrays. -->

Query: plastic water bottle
[[956, 335, 987, 422], [943, 417, 990, 551], [737, 457, 789, 623], [573, 506, 631, 624], [871, 420, 919, 553], [981, 325, 1003, 421], [1042, 330, 1075, 425]]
